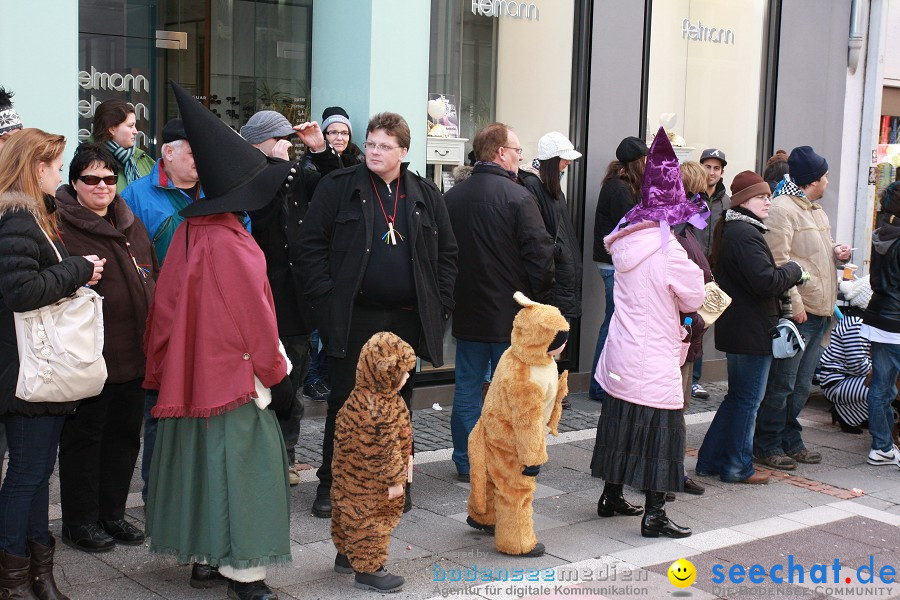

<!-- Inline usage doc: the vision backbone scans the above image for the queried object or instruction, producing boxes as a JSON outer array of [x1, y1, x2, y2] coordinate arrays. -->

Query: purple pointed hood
[[621, 126, 705, 228]]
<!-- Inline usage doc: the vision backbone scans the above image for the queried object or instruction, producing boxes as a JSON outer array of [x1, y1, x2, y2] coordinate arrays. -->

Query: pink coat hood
[[595, 222, 705, 410]]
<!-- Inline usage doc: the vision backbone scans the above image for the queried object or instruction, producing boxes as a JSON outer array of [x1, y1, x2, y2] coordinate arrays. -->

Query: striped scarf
[[106, 140, 139, 185]]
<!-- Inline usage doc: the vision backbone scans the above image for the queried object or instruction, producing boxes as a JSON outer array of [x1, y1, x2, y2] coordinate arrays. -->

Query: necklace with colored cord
[[370, 174, 405, 245]]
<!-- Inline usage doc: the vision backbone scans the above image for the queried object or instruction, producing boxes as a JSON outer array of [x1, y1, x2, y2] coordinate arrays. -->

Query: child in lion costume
[[466, 292, 569, 557]]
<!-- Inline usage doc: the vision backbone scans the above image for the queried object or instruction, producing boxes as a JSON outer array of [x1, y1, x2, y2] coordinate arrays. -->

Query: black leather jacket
[[864, 219, 900, 333]]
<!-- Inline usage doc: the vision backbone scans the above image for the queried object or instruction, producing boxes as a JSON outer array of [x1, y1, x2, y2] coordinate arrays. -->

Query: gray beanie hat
[[240, 110, 295, 145]]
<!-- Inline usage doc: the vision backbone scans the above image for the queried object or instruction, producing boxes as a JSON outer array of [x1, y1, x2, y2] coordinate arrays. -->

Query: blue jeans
[[305, 329, 329, 385], [0, 415, 66, 555], [692, 355, 703, 386], [589, 266, 616, 399], [697, 353, 772, 482], [451, 339, 509, 475], [141, 389, 159, 502], [867, 342, 900, 452], [754, 314, 828, 458]]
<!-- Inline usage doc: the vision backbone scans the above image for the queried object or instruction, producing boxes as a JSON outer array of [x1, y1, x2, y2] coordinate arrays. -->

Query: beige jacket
[[765, 194, 841, 342]]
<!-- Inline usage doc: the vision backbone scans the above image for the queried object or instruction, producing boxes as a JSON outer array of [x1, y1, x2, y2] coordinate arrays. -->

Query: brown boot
[[28, 538, 68, 600], [0, 549, 38, 600]]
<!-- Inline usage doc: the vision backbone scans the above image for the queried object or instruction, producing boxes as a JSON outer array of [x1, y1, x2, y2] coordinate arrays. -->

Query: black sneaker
[[61, 522, 115, 553], [354, 568, 405, 592], [682, 477, 705, 495], [303, 380, 330, 402], [99, 519, 145, 545], [311, 492, 332, 518]]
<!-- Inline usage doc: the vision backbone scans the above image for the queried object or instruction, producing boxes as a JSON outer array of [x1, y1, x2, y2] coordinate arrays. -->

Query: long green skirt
[[146, 401, 292, 569]]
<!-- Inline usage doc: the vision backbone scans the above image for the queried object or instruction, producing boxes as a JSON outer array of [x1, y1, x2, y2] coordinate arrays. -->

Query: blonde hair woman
[[0, 128, 104, 598]]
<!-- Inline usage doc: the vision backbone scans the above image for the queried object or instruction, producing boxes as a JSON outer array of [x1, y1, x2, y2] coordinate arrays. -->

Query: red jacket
[[143, 213, 287, 418]]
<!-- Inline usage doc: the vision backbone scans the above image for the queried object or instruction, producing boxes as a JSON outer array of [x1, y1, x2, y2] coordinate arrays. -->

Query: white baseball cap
[[537, 131, 582, 161]]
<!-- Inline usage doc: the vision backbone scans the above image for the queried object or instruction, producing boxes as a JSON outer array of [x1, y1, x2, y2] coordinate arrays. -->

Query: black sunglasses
[[78, 175, 118, 186]]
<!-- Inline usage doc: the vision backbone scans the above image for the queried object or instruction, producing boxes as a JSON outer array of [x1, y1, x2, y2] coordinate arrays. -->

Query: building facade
[[0, 0, 883, 397]]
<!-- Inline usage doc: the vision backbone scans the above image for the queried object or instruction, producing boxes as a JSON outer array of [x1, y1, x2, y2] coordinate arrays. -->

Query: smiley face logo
[[667, 558, 696, 588]]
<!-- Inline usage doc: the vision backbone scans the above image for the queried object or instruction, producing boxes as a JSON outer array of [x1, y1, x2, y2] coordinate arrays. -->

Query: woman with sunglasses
[[54, 143, 158, 553]]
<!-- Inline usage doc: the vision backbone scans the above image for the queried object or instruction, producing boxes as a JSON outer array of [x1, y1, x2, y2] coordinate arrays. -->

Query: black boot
[[226, 579, 278, 600], [311, 487, 332, 519], [0, 549, 38, 600], [597, 482, 643, 517], [354, 567, 405, 592], [641, 491, 691, 538], [403, 481, 412, 514], [27, 538, 68, 600], [190, 563, 228, 589]]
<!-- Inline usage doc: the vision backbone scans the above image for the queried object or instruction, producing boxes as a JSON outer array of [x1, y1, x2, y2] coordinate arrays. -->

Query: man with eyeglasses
[[239, 109, 341, 486], [297, 112, 458, 531], [443, 122, 554, 483]]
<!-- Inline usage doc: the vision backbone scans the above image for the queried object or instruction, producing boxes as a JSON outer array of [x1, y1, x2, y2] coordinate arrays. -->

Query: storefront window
[[79, 0, 312, 157], [646, 0, 770, 179], [425, 0, 583, 377]]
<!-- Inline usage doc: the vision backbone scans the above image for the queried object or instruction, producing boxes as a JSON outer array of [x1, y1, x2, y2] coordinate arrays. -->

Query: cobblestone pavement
[[292, 381, 729, 468]]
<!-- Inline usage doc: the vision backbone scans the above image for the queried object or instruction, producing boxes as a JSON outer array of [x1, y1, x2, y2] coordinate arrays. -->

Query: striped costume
[[818, 314, 870, 427]]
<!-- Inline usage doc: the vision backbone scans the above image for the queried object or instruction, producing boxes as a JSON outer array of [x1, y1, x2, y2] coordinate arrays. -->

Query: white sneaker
[[867, 445, 900, 466]]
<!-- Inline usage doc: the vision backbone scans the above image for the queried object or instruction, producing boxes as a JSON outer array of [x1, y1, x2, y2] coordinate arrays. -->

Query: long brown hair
[[92, 99, 134, 144], [708, 213, 726, 272], [538, 156, 562, 200], [602, 157, 644, 199], [0, 128, 66, 238]]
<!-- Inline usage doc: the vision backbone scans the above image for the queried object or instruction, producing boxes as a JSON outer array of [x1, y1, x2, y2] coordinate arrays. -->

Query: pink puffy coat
[[595, 221, 705, 410]]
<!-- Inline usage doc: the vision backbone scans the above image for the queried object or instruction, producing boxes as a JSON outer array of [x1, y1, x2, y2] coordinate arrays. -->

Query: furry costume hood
[[509, 292, 569, 366], [355, 331, 417, 393]]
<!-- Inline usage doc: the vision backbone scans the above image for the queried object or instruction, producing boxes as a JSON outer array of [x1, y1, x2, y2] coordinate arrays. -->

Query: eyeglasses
[[326, 130, 351, 138], [364, 141, 402, 152], [502, 146, 523, 155], [78, 175, 118, 186]]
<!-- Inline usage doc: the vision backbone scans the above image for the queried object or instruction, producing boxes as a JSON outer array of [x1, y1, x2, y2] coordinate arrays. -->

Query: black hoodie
[[863, 217, 900, 333]]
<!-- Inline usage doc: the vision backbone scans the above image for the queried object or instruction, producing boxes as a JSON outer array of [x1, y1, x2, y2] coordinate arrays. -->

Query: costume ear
[[514, 291, 537, 307]]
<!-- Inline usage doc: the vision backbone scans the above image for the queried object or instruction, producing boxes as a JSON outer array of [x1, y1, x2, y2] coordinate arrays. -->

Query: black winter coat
[[55, 187, 158, 384], [296, 163, 457, 365], [864, 219, 900, 333], [444, 163, 554, 342], [520, 170, 582, 319], [248, 147, 341, 336], [593, 177, 638, 264], [0, 192, 94, 416], [713, 207, 803, 355]]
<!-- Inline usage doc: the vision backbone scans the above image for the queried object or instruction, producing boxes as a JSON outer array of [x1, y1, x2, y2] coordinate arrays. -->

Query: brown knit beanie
[[730, 171, 771, 207], [766, 149, 788, 168]]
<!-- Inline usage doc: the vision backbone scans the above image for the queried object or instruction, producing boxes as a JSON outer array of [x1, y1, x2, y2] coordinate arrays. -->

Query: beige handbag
[[696, 281, 732, 328], [14, 221, 107, 403]]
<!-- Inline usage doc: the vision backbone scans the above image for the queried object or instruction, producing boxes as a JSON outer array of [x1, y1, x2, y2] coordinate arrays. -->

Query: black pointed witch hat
[[171, 81, 295, 217]]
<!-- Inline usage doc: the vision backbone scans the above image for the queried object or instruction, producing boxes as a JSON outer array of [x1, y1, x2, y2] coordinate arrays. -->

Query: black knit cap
[[788, 146, 828, 186]]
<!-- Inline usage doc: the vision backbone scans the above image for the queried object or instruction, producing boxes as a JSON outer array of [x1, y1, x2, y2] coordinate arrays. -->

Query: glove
[[269, 375, 294, 418], [797, 271, 811, 286], [522, 465, 541, 477]]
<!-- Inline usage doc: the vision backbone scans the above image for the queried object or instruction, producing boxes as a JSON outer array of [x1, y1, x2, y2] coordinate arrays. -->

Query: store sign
[[471, 0, 539, 21], [681, 18, 734, 45], [77, 66, 151, 148]]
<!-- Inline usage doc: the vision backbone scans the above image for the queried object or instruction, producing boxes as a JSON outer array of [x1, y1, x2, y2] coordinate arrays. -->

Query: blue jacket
[[122, 160, 203, 264]]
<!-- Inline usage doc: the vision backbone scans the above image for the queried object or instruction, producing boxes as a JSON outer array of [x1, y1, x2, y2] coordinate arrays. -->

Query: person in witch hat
[[589, 126, 705, 540], [142, 82, 297, 600], [0, 86, 24, 152]]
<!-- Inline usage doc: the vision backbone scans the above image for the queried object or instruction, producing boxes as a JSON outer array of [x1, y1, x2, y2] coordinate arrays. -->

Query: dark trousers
[[0, 415, 66, 556], [316, 305, 421, 495], [279, 333, 311, 463], [59, 379, 144, 526]]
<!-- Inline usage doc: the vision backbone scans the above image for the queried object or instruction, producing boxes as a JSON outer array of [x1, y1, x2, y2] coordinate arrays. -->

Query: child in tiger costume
[[331, 331, 416, 593], [466, 292, 569, 557]]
